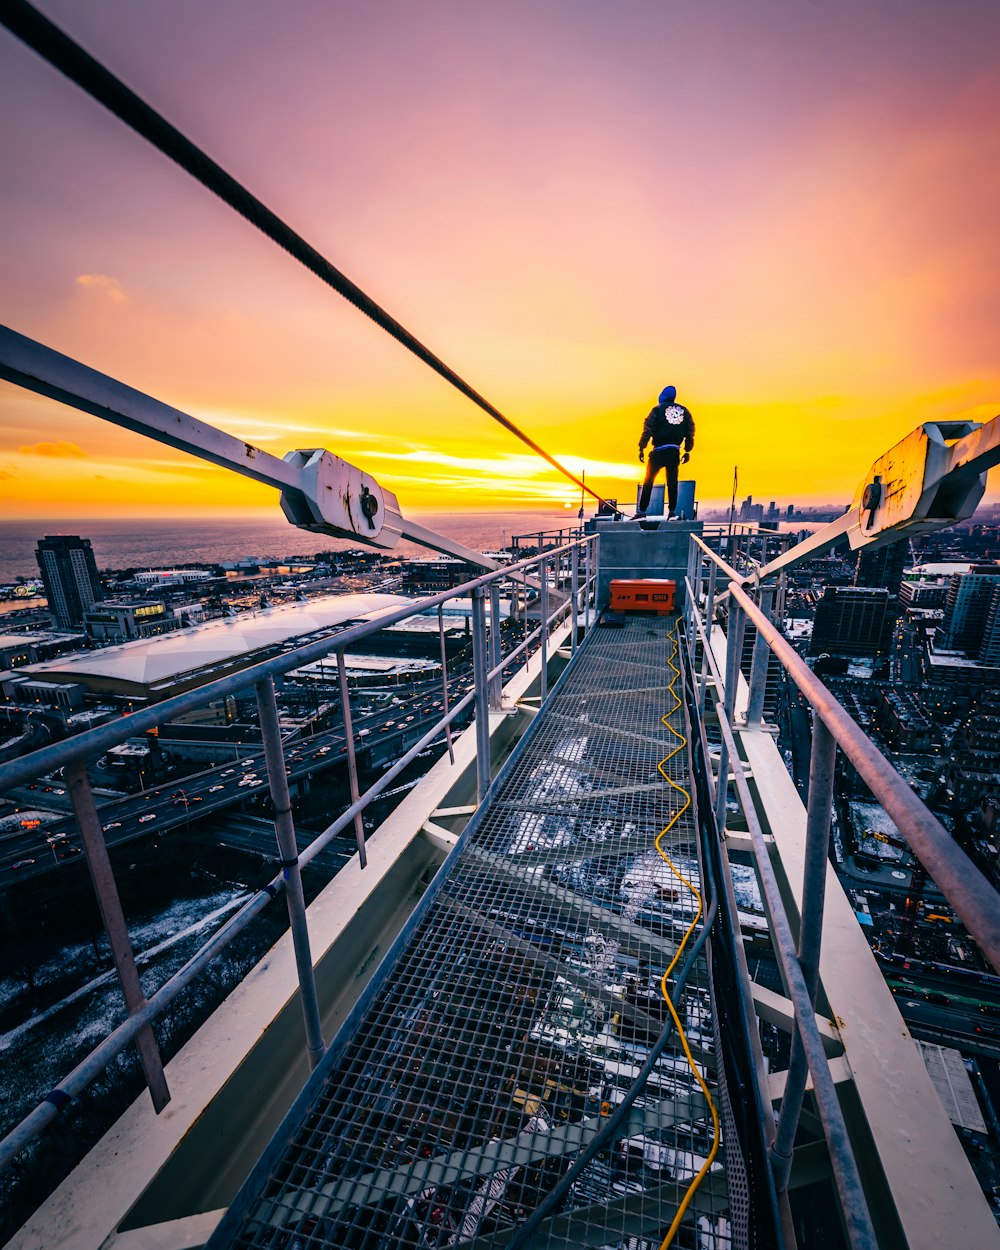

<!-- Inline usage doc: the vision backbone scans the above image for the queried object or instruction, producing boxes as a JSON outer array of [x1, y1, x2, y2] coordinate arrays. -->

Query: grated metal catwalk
[[208, 617, 732, 1250]]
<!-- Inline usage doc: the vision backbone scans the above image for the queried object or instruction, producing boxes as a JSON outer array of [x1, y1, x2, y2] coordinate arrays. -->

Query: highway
[[0, 682, 470, 886]]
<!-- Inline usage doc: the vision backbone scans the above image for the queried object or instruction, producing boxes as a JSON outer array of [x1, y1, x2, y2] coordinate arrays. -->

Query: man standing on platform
[[636, 384, 695, 518]]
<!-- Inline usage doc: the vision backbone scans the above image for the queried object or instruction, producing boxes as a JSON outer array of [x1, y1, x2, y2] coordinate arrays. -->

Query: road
[[0, 680, 473, 886]]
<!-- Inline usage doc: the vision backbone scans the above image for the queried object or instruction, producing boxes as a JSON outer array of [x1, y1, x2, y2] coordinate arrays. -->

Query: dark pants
[[639, 446, 680, 514]]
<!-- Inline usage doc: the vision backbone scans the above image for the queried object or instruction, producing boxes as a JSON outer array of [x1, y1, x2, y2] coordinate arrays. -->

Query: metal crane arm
[[754, 415, 1000, 582], [0, 325, 499, 571]]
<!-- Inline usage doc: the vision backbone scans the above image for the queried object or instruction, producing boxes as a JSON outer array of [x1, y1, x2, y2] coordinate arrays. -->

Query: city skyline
[[2, 1, 1000, 519]]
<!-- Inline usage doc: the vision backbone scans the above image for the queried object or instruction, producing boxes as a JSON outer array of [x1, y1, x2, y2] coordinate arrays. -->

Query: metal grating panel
[[210, 618, 728, 1250]]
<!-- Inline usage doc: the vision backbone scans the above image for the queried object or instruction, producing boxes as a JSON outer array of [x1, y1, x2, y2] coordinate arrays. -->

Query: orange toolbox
[[609, 578, 676, 615]]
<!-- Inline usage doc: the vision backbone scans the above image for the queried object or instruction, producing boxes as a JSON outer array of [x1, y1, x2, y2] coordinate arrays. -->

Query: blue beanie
[[659, 385, 676, 405]]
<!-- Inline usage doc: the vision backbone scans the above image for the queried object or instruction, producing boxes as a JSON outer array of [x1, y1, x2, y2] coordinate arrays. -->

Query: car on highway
[[208, 785, 224, 793], [103, 821, 122, 830], [222, 769, 236, 776], [139, 814, 156, 823], [12, 859, 36, 869]]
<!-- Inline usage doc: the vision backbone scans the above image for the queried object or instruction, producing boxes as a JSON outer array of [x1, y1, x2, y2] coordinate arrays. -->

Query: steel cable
[[0, 0, 618, 512]]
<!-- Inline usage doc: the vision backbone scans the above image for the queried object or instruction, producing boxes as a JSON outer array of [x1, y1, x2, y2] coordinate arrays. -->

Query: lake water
[[0, 510, 584, 584]]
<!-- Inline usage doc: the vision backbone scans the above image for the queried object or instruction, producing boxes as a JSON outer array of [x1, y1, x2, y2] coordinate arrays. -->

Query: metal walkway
[[207, 617, 733, 1250]]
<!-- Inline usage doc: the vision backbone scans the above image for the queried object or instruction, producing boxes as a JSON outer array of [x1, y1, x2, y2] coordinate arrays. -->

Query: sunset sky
[[1, 0, 999, 519]]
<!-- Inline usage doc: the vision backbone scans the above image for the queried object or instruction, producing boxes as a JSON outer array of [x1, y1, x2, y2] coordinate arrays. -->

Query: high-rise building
[[34, 534, 104, 628], [942, 565, 1000, 652], [977, 584, 1000, 667], [809, 586, 894, 656], [855, 540, 908, 597]]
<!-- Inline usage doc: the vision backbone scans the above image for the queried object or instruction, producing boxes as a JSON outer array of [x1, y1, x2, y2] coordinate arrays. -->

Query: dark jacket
[[639, 402, 695, 454]]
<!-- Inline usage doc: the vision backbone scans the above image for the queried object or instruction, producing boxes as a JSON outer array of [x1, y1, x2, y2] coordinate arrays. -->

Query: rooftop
[[17, 593, 412, 690]]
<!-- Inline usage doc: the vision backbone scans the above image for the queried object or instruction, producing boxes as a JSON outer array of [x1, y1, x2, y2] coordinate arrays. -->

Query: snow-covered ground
[[0, 808, 61, 834], [848, 801, 908, 862], [0, 883, 250, 1133], [728, 862, 764, 914]]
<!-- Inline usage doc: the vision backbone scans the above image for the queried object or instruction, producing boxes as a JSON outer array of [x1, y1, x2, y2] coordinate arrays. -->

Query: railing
[[681, 533, 1000, 1250], [0, 534, 598, 1170], [508, 523, 586, 560]]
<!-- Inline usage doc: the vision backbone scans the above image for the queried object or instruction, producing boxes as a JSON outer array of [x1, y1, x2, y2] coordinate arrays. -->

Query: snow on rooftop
[[848, 801, 908, 861], [916, 1042, 987, 1133], [17, 592, 412, 688]]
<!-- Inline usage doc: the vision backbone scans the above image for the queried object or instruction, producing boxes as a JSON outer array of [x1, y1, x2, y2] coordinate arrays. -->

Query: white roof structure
[[916, 1042, 986, 1133], [18, 593, 413, 695]]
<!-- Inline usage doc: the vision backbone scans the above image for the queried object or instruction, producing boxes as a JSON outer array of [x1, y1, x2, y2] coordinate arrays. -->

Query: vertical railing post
[[570, 543, 580, 653], [66, 759, 170, 1112], [770, 719, 838, 1188], [715, 599, 746, 831], [437, 605, 455, 764], [584, 537, 593, 634], [471, 587, 491, 803], [698, 555, 717, 721], [488, 580, 502, 710], [685, 537, 698, 625], [746, 583, 775, 727], [334, 654, 368, 868], [539, 556, 549, 704], [256, 676, 326, 1068], [704, 557, 718, 642]]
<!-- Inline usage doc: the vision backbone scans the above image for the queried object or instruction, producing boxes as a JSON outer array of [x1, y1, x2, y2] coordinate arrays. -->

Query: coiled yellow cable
[[653, 625, 721, 1249]]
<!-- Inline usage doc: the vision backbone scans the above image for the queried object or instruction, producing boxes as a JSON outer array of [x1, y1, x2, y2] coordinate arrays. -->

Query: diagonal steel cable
[[1, 0, 617, 511]]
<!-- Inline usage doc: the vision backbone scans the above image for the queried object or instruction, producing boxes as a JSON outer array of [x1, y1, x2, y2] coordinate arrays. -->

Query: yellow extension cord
[[653, 626, 721, 1249]]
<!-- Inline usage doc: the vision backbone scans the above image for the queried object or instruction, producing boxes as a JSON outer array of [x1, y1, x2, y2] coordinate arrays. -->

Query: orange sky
[[2, 0, 999, 520]]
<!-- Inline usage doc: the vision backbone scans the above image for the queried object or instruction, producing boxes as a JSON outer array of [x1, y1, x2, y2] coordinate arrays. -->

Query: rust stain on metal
[[244, 442, 257, 460]]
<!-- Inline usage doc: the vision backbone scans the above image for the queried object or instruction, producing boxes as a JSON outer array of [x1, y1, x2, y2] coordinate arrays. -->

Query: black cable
[[0, 0, 617, 512]]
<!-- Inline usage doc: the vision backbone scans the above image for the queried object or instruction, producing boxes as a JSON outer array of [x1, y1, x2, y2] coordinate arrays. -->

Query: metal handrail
[[688, 533, 1000, 969], [682, 583, 876, 1250], [683, 527, 1000, 1249], [0, 534, 597, 1170]]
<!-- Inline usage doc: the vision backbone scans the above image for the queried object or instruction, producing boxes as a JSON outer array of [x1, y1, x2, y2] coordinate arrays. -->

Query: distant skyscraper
[[855, 540, 908, 597], [978, 584, 1000, 667], [35, 534, 104, 628], [809, 586, 894, 656], [942, 566, 1000, 653]]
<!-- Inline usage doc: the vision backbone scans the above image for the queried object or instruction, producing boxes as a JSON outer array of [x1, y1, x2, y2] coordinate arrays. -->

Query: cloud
[[19, 441, 87, 458], [76, 273, 127, 302], [0, 469, 15, 480]]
